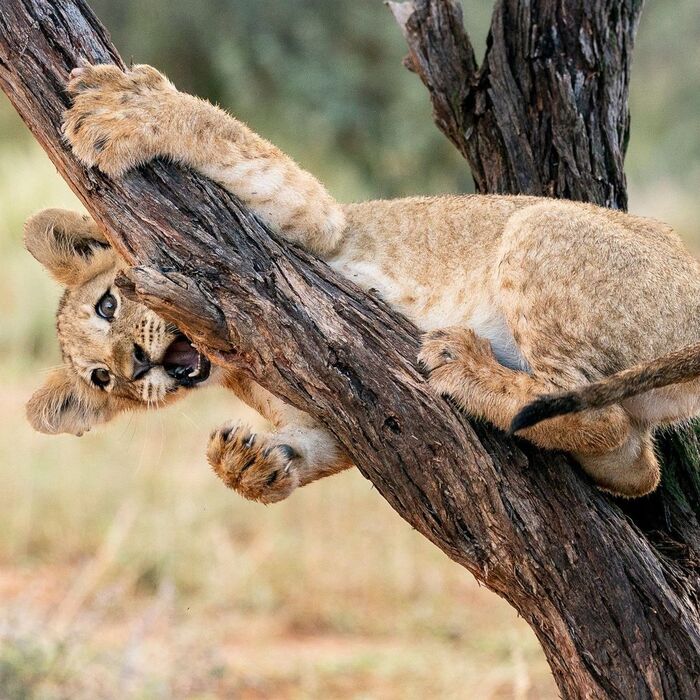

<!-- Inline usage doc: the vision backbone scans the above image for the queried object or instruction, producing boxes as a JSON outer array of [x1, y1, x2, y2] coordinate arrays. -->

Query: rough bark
[[389, 0, 640, 209], [0, 1, 699, 697]]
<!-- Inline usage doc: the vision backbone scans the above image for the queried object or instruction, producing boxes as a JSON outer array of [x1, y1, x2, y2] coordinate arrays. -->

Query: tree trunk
[[391, 0, 700, 683], [389, 0, 638, 210], [0, 1, 698, 697]]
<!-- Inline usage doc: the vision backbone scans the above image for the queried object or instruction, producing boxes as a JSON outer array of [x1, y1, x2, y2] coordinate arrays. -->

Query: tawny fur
[[512, 342, 700, 431], [24, 63, 700, 501]]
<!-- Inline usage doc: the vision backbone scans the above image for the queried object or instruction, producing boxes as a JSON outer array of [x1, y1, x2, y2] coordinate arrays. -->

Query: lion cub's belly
[[330, 257, 528, 371]]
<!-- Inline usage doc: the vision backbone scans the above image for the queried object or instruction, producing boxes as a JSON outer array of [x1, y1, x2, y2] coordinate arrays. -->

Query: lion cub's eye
[[91, 368, 111, 388], [95, 292, 117, 321]]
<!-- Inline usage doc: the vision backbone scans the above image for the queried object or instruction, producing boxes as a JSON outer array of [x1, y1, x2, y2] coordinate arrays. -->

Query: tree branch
[[1, 0, 699, 697], [391, 0, 642, 209], [387, 0, 478, 159], [389, 0, 700, 696]]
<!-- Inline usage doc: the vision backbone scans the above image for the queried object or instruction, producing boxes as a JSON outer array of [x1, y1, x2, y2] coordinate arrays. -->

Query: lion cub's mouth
[[162, 334, 211, 387]]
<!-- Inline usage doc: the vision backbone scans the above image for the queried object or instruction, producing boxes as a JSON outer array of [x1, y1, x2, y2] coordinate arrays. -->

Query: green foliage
[[1, 0, 698, 213], [90, 0, 479, 201], [627, 0, 700, 236], [0, 635, 70, 700]]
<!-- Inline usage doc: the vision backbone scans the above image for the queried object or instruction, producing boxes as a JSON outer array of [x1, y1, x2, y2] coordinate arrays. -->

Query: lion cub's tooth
[[188, 355, 202, 378]]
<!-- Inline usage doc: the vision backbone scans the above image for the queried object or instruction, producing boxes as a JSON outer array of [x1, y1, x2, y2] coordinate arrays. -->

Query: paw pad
[[207, 423, 301, 504]]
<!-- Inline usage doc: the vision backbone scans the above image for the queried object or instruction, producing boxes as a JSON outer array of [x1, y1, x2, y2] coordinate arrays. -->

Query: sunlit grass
[[0, 379, 555, 698], [0, 141, 81, 379]]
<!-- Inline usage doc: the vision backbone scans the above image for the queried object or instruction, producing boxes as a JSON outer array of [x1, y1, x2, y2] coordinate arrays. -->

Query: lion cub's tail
[[510, 341, 700, 433]]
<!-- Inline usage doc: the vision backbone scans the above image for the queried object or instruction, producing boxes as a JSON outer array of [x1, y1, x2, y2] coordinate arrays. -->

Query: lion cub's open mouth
[[162, 334, 211, 386]]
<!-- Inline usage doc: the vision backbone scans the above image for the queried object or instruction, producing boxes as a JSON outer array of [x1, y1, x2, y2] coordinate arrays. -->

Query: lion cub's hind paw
[[418, 326, 494, 382], [416, 326, 499, 413], [207, 422, 301, 504]]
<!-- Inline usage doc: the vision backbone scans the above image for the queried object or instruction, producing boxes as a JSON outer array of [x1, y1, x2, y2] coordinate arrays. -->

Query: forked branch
[[1, 1, 699, 697]]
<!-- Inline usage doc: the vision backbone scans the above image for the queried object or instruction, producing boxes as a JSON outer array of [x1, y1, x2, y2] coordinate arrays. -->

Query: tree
[[0, 0, 698, 697]]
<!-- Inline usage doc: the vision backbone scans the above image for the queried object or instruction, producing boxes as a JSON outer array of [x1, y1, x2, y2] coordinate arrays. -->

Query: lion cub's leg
[[418, 326, 632, 456], [419, 326, 659, 495], [64, 63, 345, 257], [575, 431, 660, 498], [207, 376, 353, 503], [207, 421, 352, 504]]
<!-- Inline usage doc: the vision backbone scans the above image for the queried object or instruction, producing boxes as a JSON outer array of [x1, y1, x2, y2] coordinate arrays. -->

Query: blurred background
[[0, 0, 698, 697]]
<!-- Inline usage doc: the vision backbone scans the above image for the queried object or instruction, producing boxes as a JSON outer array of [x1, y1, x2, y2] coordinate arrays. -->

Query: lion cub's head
[[25, 208, 212, 436]]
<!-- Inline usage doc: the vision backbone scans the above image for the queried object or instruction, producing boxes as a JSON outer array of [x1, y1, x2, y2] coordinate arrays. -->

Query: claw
[[218, 425, 234, 442]]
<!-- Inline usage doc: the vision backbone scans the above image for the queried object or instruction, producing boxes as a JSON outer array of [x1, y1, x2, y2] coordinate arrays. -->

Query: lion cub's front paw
[[64, 62, 174, 177], [207, 422, 301, 504], [418, 326, 494, 397]]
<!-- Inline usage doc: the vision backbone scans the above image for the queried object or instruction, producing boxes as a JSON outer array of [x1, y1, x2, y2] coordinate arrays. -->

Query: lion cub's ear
[[26, 368, 116, 436], [24, 209, 116, 287]]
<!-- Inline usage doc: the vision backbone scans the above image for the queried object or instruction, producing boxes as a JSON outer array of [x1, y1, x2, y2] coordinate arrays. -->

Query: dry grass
[[0, 381, 556, 699]]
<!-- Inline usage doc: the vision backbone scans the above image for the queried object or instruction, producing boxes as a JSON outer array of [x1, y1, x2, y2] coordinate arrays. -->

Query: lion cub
[[24, 63, 700, 500]]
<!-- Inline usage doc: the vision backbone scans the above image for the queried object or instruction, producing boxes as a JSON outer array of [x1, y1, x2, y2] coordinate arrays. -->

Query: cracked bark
[[389, 0, 640, 209], [1, 0, 699, 697]]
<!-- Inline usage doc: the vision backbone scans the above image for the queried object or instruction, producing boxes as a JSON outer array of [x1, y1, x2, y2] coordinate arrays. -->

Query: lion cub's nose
[[132, 343, 152, 380]]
